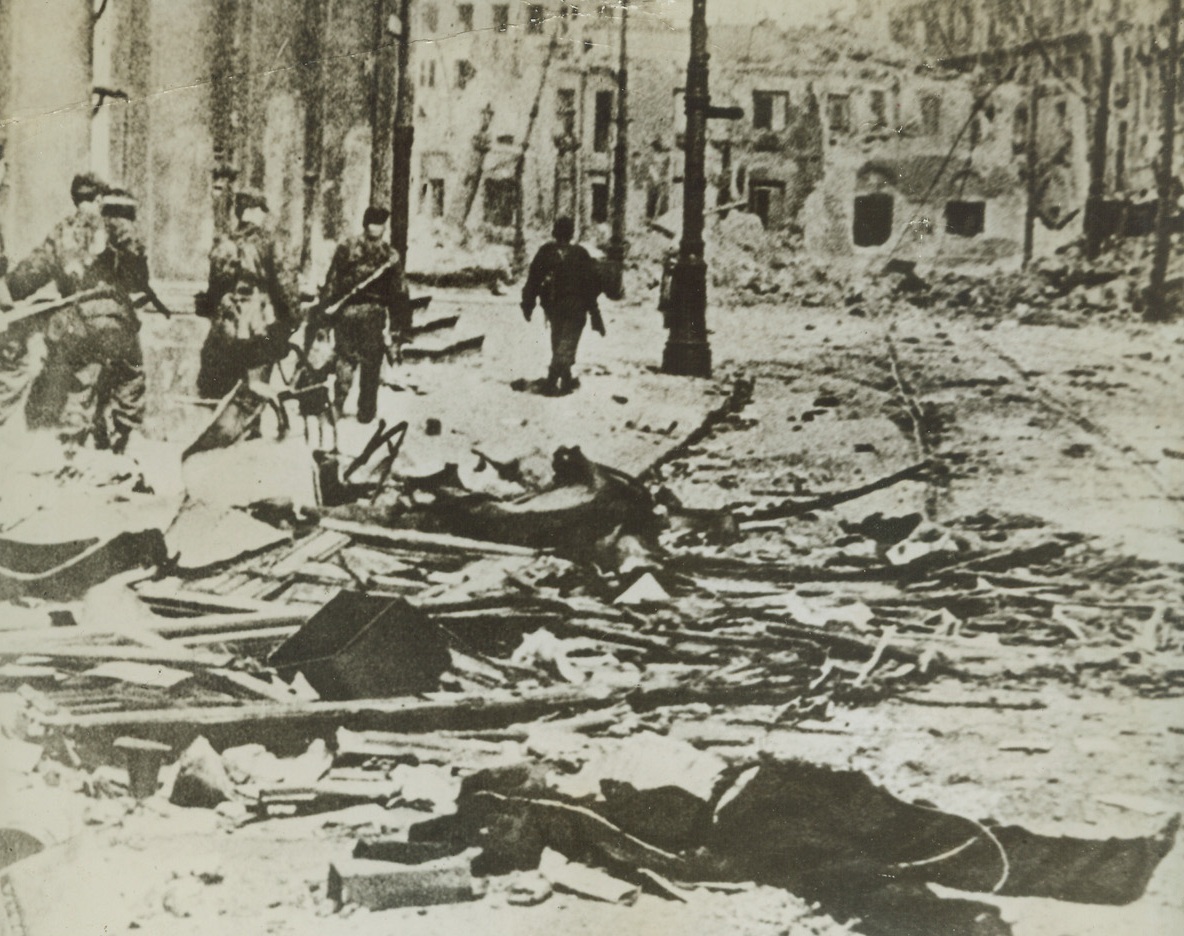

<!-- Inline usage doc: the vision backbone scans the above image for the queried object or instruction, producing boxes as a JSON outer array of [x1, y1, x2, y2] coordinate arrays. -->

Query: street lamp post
[[605, 0, 629, 300], [390, 0, 414, 261], [662, 0, 734, 377]]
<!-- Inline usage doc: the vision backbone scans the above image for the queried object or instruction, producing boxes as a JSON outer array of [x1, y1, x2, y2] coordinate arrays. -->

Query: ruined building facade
[[1, 0, 1072, 282], [884, 0, 1178, 244]]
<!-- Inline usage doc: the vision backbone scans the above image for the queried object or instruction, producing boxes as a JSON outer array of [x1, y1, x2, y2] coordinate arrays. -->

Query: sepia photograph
[[0, 0, 1181, 933]]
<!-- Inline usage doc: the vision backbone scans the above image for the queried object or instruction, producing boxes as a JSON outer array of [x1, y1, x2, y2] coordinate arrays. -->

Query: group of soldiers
[[0, 169, 407, 449], [0, 155, 606, 453]]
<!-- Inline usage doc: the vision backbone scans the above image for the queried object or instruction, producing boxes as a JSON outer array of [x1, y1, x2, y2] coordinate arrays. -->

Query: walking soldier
[[521, 216, 605, 396]]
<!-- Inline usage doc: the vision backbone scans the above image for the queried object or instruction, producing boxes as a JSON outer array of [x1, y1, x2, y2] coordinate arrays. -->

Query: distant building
[[2, 0, 1098, 281], [881, 0, 1175, 244]]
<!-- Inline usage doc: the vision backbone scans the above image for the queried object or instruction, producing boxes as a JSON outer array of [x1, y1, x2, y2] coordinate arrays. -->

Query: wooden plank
[[41, 684, 625, 755], [321, 518, 539, 558]]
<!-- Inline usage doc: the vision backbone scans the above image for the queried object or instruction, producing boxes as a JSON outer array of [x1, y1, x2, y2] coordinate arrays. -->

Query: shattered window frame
[[528, 4, 546, 33], [752, 90, 789, 132]]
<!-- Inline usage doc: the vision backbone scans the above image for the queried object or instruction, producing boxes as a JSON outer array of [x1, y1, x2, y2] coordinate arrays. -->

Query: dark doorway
[[594, 90, 613, 153], [853, 192, 894, 246], [483, 178, 517, 227], [944, 200, 985, 237], [749, 181, 785, 229], [591, 181, 610, 223]]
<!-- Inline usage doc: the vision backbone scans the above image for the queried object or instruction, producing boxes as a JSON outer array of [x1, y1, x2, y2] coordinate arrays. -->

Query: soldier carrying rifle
[[0, 173, 150, 451], [197, 188, 300, 400], [306, 205, 402, 424]]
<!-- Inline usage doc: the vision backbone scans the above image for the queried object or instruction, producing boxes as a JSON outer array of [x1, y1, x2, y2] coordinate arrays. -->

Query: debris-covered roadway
[[0, 248, 1183, 936]]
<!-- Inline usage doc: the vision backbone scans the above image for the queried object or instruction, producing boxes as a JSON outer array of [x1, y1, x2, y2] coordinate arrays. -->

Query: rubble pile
[[0, 379, 1181, 935], [852, 235, 1184, 326]]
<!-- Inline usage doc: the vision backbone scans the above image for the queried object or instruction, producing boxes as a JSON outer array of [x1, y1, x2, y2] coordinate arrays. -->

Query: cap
[[71, 172, 108, 204], [363, 205, 390, 227], [101, 189, 138, 220], [552, 216, 575, 241], [234, 188, 269, 214]]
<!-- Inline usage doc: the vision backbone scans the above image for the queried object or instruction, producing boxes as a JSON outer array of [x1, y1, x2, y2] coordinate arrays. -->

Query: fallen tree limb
[[735, 461, 932, 523]]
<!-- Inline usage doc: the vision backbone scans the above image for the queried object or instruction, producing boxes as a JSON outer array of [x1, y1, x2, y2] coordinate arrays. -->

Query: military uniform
[[316, 232, 399, 424], [521, 224, 604, 395], [197, 221, 299, 399], [6, 204, 147, 448]]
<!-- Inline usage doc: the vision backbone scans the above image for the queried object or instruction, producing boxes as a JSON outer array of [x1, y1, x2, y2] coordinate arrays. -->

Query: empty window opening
[[1115, 121, 1127, 190], [484, 178, 517, 227], [828, 94, 851, 133], [945, 200, 985, 237], [594, 90, 613, 152], [921, 94, 941, 135], [456, 59, 476, 90], [752, 90, 789, 131], [457, 4, 474, 32], [493, 5, 510, 32], [528, 4, 545, 33], [428, 178, 445, 217], [428, 60, 436, 87], [425, 3, 439, 32], [748, 181, 785, 229], [870, 90, 887, 128], [853, 192, 894, 247], [557, 88, 577, 138], [591, 181, 610, 223]]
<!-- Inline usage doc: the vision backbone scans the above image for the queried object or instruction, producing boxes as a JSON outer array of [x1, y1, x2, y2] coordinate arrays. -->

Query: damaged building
[[1, 0, 1067, 284], [696, 22, 1032, 264], [882, 0, 1178, 248]]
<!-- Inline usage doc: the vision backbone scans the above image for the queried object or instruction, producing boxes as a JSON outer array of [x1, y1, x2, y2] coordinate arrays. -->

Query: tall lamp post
[[662, 0, 740, 377], [390, 0, 414, 262], [605, 0, 629, 300]]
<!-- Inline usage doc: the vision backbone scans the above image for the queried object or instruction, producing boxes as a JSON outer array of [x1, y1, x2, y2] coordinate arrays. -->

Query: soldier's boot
[[542, 364, 561, 397], [356, 353, 382, 424]]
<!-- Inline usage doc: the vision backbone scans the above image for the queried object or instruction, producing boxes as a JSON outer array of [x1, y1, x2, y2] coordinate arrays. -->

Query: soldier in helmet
[[521, 216, 605, 396], [2, 172, 148, 450], [197, 188, 299, 399], [311, 205, 401, 423]]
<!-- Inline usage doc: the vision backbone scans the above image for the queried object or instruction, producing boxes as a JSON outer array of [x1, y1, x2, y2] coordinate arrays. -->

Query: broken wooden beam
[[320, 518, 539, 558], [146, 608, 317, 640], [40, 684, 626, 756]]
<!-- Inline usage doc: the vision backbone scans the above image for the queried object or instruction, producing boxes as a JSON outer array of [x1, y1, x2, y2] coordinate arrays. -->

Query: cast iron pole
[[1146, 0, 1181, 322], [662, 0, 712, 377], [390, 0, 415, 261], [605, 0, 630, 299]]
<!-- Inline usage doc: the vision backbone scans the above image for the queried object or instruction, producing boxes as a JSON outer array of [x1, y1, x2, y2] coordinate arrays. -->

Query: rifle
[[0, 290, 106, 335], [318, 259, 398, 322], [136, 283, 174, 319]]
